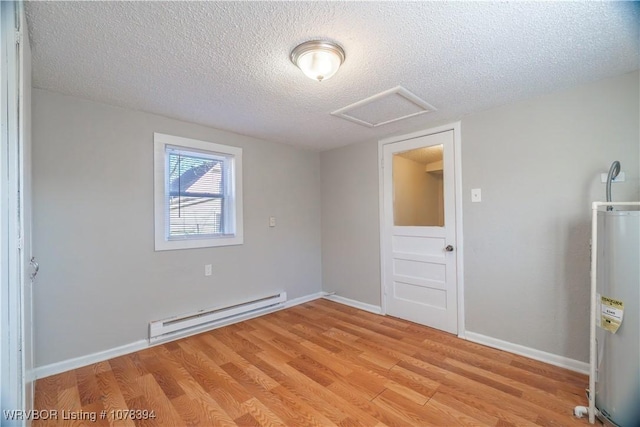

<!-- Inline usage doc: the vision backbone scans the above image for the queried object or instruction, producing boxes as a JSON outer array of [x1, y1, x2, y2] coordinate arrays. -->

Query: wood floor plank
[[171, 344, 253, 405], [57, 383, 82, 412], [429, 391, 502, 426], [123, 395, 156, 427], [169, 394, 214, 427], [56, 370, 79, 392], [33, 375, 58, 426], [137, 355, 185, 400], [255, 349, 382, 426], [108, 356, 145, 403], [422, 397, 496, 427], [417, 338, 582, 396], [94, 369, 137, 427], [297, 339, 354, 377], [79, 401, 109, 427], [239, 397, 287, 427], [173, 370, 241, 425], [205, 340, 280, 392], [134, 374, 185, 427], [444, 357, 585, 419], [224, 357, 339, 427], [33, 299, 591, 426], [151, 344, 248, 424], [371, 389, 439, 426], [214, 324, 264, 354], [334, 381, 425, 427], [436, 384, 543, 427], [235, 329, 299, 363]]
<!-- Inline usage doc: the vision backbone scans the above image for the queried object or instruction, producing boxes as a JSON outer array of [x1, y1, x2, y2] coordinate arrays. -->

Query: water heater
[[595, 209, 640, 426]]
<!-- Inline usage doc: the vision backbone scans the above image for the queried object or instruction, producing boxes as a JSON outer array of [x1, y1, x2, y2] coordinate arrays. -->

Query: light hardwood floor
[[33, 299, 591, 426]]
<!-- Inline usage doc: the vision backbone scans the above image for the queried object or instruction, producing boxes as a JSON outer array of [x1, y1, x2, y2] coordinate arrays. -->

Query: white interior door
[[382, 130, 458, 334]]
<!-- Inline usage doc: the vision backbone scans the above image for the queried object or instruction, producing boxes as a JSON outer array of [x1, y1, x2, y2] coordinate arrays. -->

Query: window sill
[[154, 234, 243, 251]]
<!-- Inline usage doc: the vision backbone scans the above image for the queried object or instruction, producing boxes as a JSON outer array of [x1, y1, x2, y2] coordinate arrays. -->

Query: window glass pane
[[392, 144, 444, 226], [167, 149, 227, 237], [169, 197, 222, 236], [154, 133, 243, 251]]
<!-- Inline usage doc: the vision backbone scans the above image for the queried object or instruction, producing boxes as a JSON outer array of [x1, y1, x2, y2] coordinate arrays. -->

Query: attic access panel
[[331, 86, 436, 128]]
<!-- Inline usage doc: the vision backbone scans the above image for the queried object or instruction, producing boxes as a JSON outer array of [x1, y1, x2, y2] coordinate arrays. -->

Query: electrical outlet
[[269, 216, 276, 227], [204, 264, 212, 276]]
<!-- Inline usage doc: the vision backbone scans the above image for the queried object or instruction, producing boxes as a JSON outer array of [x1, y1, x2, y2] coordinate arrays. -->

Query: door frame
[[18, 0, 34, 410], [377, 122, 465, 338], [1, 0, 32, 419]]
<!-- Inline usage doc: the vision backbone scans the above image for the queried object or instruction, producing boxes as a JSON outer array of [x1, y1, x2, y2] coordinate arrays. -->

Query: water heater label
[[600, 295, 624, 334]]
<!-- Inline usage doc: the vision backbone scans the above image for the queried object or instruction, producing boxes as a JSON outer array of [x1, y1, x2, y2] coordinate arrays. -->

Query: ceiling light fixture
[[290, 40, 345, 82]]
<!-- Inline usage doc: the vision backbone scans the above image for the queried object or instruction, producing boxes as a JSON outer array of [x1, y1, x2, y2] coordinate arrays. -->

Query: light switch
[[471, 188, 482, 203], [204, 264, 212, 276], [269, 216, 276, 227]]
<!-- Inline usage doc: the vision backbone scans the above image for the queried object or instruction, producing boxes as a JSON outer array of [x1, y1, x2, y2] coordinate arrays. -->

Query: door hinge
[[15, 30, 21, 46], [17, 237, 23, 250]]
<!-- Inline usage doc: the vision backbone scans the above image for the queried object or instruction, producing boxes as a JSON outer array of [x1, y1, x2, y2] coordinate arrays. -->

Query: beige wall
[[392, 156, 443, 227], [33, 89, 322, 367], [320, 71, 640, 362]]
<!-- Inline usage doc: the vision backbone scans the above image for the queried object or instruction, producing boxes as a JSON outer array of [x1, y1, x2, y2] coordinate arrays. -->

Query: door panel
[[392, 235, 445, 256], [393, 282, 447, 308], [383, 130, 458, 334], [394, 258, 446, 282]]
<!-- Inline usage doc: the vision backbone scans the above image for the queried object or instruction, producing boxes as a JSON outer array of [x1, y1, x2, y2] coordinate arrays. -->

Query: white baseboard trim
[[35, 290, 326, 380], [34, 339, 148, 380], [464, 331, 589, 374], [285, 291, 325, 308], [322, 293, 383, 315]]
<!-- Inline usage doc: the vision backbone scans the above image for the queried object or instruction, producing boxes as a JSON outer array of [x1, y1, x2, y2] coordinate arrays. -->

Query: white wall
[[320, 71, 640, 362], [32, 89, 322, 367]]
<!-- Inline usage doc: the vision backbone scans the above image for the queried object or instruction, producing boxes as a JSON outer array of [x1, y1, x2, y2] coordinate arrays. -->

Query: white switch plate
[[600, 172, 625, 183], [269, 216, 276, 227], [204, 264, 212, 276], [471, 188, 482, 203]]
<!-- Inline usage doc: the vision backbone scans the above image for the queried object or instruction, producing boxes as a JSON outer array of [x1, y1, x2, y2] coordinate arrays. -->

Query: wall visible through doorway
[[392, 145, 444, 226]]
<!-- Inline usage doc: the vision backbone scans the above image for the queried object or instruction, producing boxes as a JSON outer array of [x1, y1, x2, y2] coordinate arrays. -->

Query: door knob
[[445, 245, 454, 252]]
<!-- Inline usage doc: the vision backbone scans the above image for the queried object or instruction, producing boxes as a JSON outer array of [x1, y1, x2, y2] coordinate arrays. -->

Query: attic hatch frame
[[331, 86, 437, 128]]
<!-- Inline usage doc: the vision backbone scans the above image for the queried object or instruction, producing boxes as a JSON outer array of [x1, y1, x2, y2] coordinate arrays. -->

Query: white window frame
[[154, 133, 243, 250]]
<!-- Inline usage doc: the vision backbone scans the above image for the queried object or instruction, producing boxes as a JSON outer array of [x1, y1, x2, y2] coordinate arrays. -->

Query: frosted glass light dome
[[291, 40, 345, 82]]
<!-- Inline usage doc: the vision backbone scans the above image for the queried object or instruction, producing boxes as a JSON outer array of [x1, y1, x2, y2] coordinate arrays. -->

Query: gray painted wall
[[320, 71, 640, 362], [320, 141, 381, 305], [462, 71, 639, 361], [33, 89, 322, 367]]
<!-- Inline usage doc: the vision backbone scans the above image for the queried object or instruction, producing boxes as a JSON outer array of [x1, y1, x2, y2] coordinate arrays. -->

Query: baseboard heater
[[149, 291, 287, 343]]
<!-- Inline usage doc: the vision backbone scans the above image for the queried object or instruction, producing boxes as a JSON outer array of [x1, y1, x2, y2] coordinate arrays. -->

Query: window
[[154, 133, 243, 250]]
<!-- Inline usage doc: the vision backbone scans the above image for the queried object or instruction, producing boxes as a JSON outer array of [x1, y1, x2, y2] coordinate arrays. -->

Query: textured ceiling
[[397, 145, 443, 166], [25, 1, 639, 151]]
